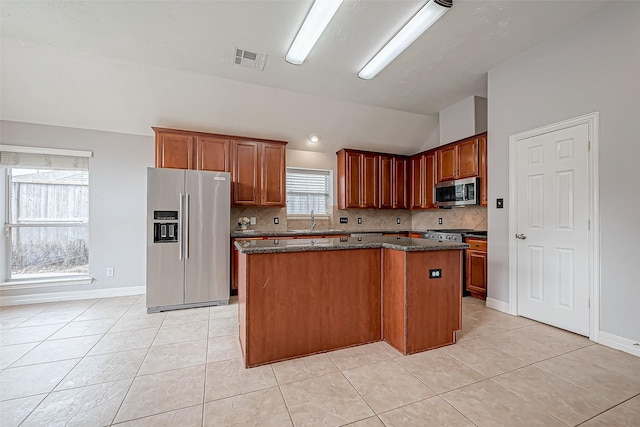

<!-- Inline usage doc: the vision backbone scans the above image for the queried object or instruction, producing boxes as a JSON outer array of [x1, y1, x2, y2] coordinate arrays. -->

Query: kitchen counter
[[236, 236, 465, 367], [464, 233, 487, 239], [234, 236, 468, 254]]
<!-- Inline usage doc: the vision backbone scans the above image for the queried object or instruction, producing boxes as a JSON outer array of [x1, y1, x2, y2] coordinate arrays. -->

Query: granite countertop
[[234, 235, 469, 254], [230, 229, 411, 238], [464, 233, 488, 240]]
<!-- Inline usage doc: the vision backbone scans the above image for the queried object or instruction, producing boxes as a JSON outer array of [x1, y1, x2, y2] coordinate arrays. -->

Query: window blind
[[286, 168, 331, 215], [0, 145, 91, 170]]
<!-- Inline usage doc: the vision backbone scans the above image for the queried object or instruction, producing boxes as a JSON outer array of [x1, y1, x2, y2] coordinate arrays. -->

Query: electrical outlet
[[339, 217, 348, 224], [429, 269, 442, 279], [357, 217, 362, 224], [396, 218, 401, 224], [273, 217, 279, 225], [250, 217, 256, 225], [438, 218, 443, 225], [106, 267, 114, 277]]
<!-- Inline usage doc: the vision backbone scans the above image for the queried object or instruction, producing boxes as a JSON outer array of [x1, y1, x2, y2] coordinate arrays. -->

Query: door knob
[[515, 233, 527, 240]]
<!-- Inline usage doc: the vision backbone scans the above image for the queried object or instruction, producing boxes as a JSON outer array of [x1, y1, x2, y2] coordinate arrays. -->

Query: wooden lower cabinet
[[383, 249, 463, 354], [238, 249, 382, 367], [465, 238, 487, 300]]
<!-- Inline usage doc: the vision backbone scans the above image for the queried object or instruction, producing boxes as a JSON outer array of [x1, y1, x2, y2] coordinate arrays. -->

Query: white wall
[[487, 2, 640, 341], [0, 38, 436, 156], [0, 121, 154, 298], [439, 96, 487, 146]]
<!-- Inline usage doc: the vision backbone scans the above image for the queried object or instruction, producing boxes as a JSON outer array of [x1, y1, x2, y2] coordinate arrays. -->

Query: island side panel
[[244, 249, 381, 367], [406, 249, 463, 354], [382, 248, 407, 353], [237, 250, 248, 363]]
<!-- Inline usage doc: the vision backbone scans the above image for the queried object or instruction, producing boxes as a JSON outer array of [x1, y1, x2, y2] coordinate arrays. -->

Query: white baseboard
[[486, 297, 511, 314], [597, 331, 640, 358], [0, 286, 145, 306]]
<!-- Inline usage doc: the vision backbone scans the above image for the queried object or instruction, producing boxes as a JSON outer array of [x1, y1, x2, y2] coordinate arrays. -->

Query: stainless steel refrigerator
[[146, 167, 230, 312]]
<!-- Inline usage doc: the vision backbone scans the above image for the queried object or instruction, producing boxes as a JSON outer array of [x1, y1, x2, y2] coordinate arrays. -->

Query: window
[[286, 168, 331, 216], [1, 145, 91, 281]]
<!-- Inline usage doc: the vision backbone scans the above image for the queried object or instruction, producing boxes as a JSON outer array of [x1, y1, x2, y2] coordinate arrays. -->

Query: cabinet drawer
[[466, 238, 487, 251]]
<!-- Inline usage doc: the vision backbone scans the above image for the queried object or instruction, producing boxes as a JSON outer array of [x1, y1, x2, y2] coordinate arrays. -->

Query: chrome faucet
[[310, 209, 317, 230]]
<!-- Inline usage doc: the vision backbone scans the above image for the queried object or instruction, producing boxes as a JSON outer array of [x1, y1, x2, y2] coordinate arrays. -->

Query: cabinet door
[[392, 157, 408, 209], [479, 135, 488, 206], [232, 141, 259, 206], [465, 250, 487, 299], [260, 143, 286, 206], [456, 138, 479, 179], [155, 132, 195, 169], [361, 153, 379, 208], [379, 155, 393, 209], [424, 152, 437, 209], [196, 136, 230, 172], [437, 145, 456, 182], [345, 151, 362, 208], [409, 155, 424, 209]]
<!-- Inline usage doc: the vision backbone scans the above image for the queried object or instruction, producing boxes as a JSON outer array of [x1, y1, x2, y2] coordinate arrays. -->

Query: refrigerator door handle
[[178, 193, 184, 260], [185, 193, 190, 260]]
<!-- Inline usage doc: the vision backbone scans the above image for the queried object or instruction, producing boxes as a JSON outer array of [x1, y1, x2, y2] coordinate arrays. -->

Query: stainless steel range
[[423, 229, 476, 242]]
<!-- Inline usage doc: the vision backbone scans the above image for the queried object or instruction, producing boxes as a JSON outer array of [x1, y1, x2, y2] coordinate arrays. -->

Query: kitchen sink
[[289, 229, 344, 233]]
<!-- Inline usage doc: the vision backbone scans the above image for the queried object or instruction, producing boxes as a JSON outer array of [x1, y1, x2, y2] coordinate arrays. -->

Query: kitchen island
[[235, 236, 468, 367]]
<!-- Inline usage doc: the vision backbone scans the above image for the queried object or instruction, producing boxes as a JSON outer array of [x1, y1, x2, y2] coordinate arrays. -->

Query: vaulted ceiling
[[1, 0, 611, 116]]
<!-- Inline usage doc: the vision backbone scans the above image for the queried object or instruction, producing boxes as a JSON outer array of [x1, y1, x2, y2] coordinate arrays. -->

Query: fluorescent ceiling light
[[286, 0, 344, 65], [358, 0, 452, 80]]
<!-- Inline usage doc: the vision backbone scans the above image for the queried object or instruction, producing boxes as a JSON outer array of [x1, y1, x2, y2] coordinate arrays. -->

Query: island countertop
[[234, 235, 469, 254]]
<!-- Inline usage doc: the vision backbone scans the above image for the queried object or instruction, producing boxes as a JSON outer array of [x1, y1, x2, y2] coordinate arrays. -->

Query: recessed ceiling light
[[286, 0, 344, 65], [309, 134, 320, 144], [358, 0, 452, 80]]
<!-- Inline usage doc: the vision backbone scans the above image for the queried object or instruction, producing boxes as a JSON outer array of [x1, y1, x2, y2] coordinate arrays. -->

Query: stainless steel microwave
[[434, 177, 479, 207]]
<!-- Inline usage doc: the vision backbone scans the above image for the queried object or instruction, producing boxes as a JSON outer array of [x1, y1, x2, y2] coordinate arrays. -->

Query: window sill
[[0, 276, 94, 291], [287, 214, 331, 219]]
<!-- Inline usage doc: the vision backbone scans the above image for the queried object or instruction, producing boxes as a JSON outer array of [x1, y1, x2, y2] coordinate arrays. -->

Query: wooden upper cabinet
[[232, 141, 260, 206], [345, 151, 362, 208], [155, 131, 195, 169], [379, 155, 393, 209], [196, 136, 230, 172], [479, 134, 488, 206], [154, 128, 229, 171], [410, 152, 437, 210], [456, 138, 479, 179], [391, 157, 408, 209], [436, 145, 457, 182], [424, 152, 437, 209], [260, 142, 286, 206], [409, 155, 424, 209], [361, 153, 379, 208], [153, 127, 286, 207], [436, 136, 479, 182], [232, 140, 286, 207], [337, 149, 379, 209]]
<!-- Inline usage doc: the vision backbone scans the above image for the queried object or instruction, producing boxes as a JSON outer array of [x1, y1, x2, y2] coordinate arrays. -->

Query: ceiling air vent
[[233, 47, 267, 71]]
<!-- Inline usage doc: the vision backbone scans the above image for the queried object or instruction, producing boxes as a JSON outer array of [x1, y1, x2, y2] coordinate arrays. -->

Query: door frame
[[508, 112, 600, 341]]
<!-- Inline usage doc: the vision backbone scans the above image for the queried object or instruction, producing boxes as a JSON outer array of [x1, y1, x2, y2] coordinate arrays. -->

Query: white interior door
[[516, 123, 590, 335]]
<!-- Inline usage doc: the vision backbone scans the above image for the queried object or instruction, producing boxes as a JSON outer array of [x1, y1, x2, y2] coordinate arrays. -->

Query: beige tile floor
[[1, 296, 639, 426]]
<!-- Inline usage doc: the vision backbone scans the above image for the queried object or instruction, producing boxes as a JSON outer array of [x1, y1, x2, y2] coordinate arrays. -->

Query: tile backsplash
[[232, 205, 487, 232], [411, 206, 487, 231]]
